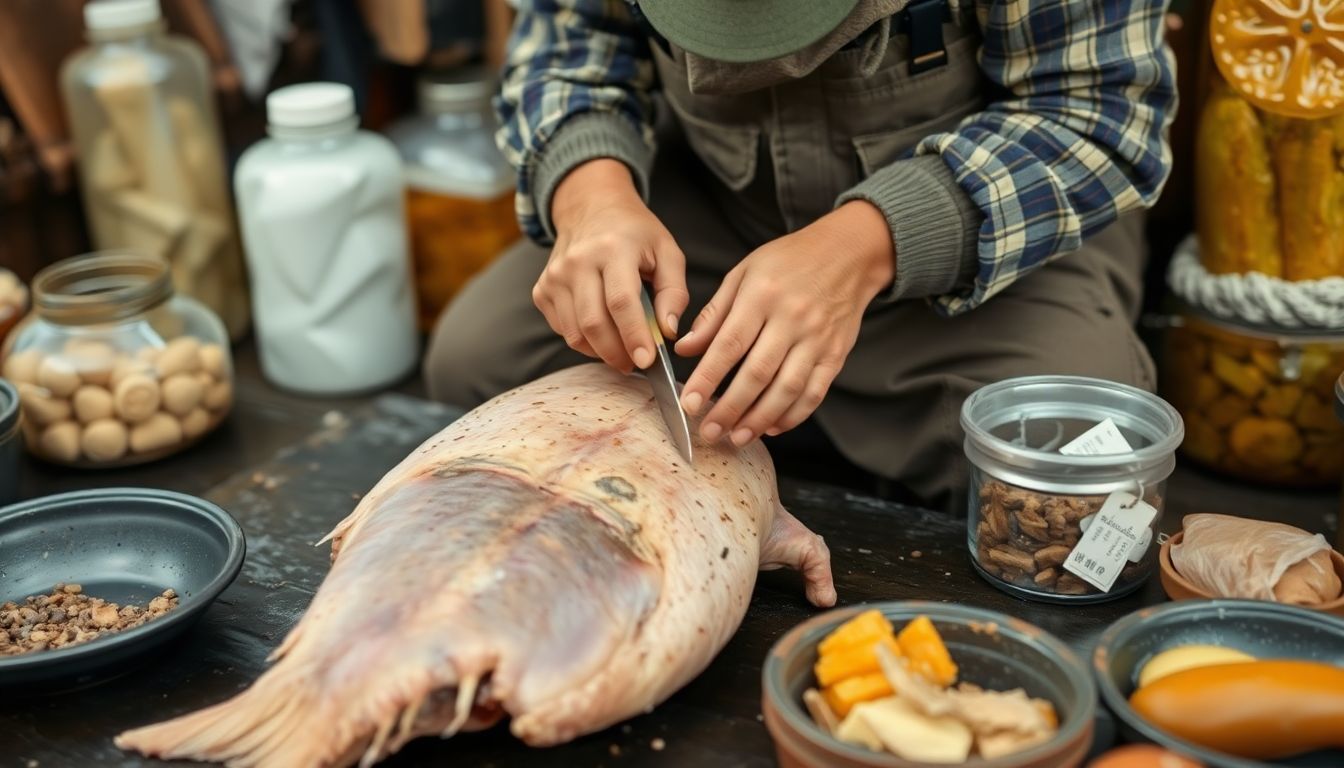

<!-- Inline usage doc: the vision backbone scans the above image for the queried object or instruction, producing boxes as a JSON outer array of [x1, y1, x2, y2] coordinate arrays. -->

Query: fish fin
[[397, 692, 426, 743], [359, 714, 397, 768], [442, 673, 480, 737], [759, 501, 836, 607], [115, 664, 330, 768]]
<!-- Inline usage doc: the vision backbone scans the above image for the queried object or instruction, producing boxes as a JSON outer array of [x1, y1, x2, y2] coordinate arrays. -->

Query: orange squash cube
[[896, 615, 958, 687]]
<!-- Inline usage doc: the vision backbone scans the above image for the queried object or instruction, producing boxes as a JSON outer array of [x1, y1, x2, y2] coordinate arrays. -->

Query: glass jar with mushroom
[[960, 376, 1184, 604], [0, 251, 233, 466]]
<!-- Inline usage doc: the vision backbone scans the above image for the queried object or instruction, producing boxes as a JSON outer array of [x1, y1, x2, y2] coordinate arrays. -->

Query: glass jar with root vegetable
[[1163, 0, 1344, 487], [1, 252, 233, 467]]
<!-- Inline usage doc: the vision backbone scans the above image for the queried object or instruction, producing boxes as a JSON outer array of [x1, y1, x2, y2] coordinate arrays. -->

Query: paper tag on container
[[1080, 513, 1154, 563], [1059, 418, 1134, 456], [1063, 491, 1157, 592]]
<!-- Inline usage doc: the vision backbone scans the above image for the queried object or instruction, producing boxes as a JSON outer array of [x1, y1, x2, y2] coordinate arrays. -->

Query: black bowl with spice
[[0, 487, 245, 689]]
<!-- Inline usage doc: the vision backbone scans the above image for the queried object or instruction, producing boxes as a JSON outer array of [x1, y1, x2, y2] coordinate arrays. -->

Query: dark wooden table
[[5, 345, 1339, 768]]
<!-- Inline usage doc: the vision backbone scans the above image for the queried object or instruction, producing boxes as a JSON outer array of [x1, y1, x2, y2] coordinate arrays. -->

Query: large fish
[[116, 364, 836, 767]]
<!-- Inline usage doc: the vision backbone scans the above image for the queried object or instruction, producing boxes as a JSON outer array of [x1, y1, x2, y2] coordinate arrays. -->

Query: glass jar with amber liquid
[[386, 68, 519, 331]]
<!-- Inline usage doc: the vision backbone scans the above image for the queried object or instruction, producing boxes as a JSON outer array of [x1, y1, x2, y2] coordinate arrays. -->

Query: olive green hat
[[634, 0, 862, 63]]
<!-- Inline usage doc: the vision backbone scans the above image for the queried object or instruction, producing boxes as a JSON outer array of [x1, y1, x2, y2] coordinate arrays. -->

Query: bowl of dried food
[[762, 602, 1096, 768], [0, 487, 245, 688]]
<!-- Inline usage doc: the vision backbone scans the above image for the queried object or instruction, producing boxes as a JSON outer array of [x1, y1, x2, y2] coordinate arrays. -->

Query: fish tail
[[115, 663, 334, 768]]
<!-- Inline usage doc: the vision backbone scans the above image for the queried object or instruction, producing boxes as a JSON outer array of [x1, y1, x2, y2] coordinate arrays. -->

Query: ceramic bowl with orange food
[[761, 602, 1098, 768]]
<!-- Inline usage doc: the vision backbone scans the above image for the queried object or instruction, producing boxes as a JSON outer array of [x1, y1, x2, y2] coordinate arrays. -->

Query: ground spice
[[0, 583, 178, 657]]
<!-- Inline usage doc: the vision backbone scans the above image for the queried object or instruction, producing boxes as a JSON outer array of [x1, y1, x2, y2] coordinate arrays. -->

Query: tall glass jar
[[60, 0, 250, 341], [1, 252, 234, 467], [386, 68, 519, 331], [1195, 0, 1344, 280]]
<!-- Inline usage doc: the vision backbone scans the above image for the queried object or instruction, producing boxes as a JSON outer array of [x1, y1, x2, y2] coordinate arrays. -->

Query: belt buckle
[[899, 0, 950, 74]]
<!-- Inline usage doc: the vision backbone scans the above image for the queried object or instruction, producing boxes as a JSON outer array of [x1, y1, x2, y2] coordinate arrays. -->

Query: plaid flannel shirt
[[494, 0, 1176, 315]]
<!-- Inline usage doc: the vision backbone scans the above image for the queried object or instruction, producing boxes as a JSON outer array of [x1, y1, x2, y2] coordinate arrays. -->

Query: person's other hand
[[674, 200, 895, 446], [536, 158, 689, 373]]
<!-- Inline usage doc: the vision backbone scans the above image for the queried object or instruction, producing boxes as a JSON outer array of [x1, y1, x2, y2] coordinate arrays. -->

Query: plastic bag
[[1170, 513, 1341, 604]]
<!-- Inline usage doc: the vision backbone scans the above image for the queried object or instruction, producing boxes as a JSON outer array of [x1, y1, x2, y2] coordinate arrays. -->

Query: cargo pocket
[[663, 98, 761, 192], [851, 96, 983, 177]]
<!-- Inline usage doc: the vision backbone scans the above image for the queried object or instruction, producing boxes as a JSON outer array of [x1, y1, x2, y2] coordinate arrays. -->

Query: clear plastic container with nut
[[960, 376, 1184, 604], [0, 251, 233, 467]]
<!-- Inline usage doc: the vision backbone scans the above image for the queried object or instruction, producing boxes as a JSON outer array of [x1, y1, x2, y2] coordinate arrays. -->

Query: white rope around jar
[[1167, 235, 1344, 329]]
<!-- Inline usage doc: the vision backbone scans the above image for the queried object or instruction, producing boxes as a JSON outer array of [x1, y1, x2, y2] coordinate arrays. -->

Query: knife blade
[[639, 287, 694, 464]]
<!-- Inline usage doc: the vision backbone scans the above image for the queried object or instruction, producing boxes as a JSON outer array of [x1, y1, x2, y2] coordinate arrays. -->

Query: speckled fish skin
[[116, 364, 836, 768]]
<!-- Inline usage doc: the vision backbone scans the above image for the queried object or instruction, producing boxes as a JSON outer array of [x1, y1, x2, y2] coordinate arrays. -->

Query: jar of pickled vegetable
[[1, 251, 233, 467], [1196, 0, 1344, 279], [385, 67, 519, 331], [1163, 305, 1344, 488]]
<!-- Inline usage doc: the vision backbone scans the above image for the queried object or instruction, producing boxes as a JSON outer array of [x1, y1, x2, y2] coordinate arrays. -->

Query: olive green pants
[[424, 134, 1154, 513]]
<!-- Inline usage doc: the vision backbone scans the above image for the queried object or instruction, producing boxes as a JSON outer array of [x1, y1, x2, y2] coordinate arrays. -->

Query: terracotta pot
[[1158, 532, 1344, 617], [761, 601, 1096, 768]]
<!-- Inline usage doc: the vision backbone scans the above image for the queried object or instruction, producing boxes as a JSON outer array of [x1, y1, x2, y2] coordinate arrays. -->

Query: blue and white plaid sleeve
[[920, 0, 1177, 314], [494, 0, 657, 244]]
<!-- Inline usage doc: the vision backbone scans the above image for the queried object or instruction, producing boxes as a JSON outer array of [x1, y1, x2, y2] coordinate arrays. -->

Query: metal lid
[[418, 67, 494, 113], [32, 251, 174, 326], [1172, 297, 1344, 343]]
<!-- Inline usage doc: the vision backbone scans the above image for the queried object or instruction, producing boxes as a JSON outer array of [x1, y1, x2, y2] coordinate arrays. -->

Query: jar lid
[[1174, 298, 1344, 343], [961, 376, 1184, 494], [267, 83, 356, 129], [84, 0, 160, 31], [32, 251, 174, 326], [418, 67, 494, 113]]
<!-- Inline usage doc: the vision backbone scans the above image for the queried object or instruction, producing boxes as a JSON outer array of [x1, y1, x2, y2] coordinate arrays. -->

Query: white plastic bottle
[[234, 83, 418, 395]]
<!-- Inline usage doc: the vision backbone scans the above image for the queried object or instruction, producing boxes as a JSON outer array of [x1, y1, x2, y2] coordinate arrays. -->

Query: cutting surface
[[2, 390, 1335, 767]]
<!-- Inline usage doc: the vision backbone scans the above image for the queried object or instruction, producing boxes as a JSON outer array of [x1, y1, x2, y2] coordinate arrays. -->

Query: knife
[[639, 286, 694, 464]]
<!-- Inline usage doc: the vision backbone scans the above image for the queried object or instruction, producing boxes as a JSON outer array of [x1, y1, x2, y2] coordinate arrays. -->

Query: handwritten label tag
[[1080, 513, 1154, 563], [1059, 418, 1134, 456], [1064, 491, 1157, 592]]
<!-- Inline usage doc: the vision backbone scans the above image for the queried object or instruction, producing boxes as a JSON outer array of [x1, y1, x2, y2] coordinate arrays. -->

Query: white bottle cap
[[84, 0, 161, 31], [266, 83, 357, 129]]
